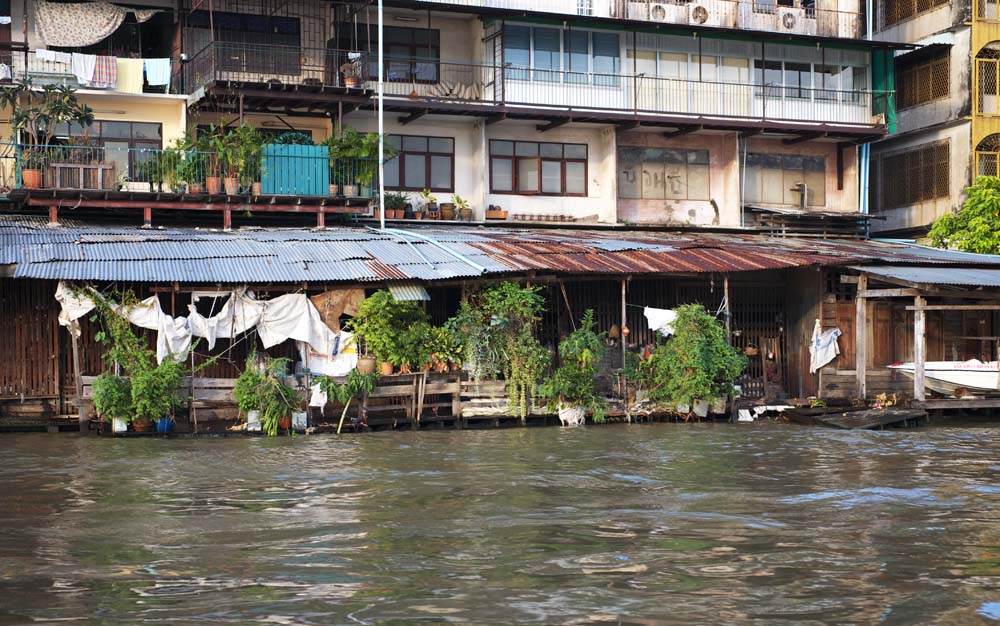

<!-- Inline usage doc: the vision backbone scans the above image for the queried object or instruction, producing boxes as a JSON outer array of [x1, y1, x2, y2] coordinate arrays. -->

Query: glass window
[[517, 158, 540, 193], [540, 143, 563, 158], [743, 151, 826, 206], [566, 161, 586, 195], [564, 144, 587, 159], [617, 145, 710, 200], [592, 32, 620, 87], [516, 142, 539, 157], [504, 25, 531, 80], [386, 134, 455, 192], [492, 140, 514, 156], [492, 157, 513, 191], [541, 160, 562, 193], [564, 30, 589, 84], [490, 140, 586, 196], [533, 27, 561, 82]]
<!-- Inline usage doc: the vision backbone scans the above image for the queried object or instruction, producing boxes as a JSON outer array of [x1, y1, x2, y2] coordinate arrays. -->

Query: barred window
[[880, 0, 948, 29], [896, 51, 949, 108], [877, 141, 950, 210]]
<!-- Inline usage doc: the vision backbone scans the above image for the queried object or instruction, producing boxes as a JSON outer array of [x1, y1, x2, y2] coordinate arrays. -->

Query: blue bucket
[[155, 418, 174, 433]]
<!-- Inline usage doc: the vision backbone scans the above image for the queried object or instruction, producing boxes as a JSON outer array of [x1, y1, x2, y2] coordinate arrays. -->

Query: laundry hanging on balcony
[[34, 1, 158, 48]]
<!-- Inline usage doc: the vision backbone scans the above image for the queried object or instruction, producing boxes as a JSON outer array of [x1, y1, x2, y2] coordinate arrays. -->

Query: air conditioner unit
[[688, 2, 735, 26], [777, 6, 806, 33], [650, 2, 688, 23], [688, 3, 712, 25]]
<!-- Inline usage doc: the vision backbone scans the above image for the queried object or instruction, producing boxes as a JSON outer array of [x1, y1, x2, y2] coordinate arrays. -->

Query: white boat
[[888, 360, 1000, 397]]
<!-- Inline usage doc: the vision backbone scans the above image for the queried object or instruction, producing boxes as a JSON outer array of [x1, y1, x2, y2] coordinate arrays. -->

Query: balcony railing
[[10, 143, 379, 198], [6, 50, 181, 93], [403, 0, 862, 38], [185, 44, 885, 128]]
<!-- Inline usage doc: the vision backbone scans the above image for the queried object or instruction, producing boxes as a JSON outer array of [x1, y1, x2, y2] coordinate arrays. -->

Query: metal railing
[[183, 42, 355, 94], [11, 143, 379, 198], [405, 0, 863, 37], [7, 50, 180, 93], [184, 44, 885, 128]]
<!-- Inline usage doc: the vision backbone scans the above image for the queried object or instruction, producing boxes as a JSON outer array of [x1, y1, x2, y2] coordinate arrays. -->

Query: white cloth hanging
[[36, 48, 71, 64], [809, 319, 842, 374], [644, 306, 678, 336], [143, 58, 171, 86], [35, 1, 158, 48], [70, 52, 96, 85]]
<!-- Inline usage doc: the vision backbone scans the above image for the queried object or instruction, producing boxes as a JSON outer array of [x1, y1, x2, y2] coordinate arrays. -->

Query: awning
[[853, 266, 1000, 288], [389, 284, 430, 301]]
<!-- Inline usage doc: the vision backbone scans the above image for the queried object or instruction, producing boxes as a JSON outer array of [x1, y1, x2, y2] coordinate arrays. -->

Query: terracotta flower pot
[[380, 361, 395, 376], [329, 183, 339, 196], [206, 176, 221, 194], [278, 415, 292, 432], [21, 169, 42, 189], [224, 176, 239, 195], [400, 363, 412, 374], [357, 355, 377, 375], [252, 182, 262, 195], [413, 212, 424, 220], [188, 183, 205, 194]]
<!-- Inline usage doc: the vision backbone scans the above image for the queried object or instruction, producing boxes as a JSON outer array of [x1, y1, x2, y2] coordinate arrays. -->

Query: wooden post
[[316, 210, 325, 229], [621, 276, 627, 372], [48, 205, 59, 226], [70, 326, 88, 433], [143, 207, 152, 228], [222, 209, 232, 230], [723, 274, 731, 340], [914, 295, 926, 402], [855, 273, 868, 402]]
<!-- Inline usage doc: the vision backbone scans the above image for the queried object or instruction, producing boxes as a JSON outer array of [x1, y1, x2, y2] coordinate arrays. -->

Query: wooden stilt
[[48, 205, 58, 226], [855, 274, 868, 402], [914, 295, 926, 402], [70, 326, 87, 433]]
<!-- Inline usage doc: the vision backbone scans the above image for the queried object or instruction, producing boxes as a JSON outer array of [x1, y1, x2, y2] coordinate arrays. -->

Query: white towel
[[644, 306, 678, 336], [808, 319, 842, 374], [71, 52, 96, 85], [143, 58, 171, 86], [37, 49, 71, 64], [0, 63, 10, 81]]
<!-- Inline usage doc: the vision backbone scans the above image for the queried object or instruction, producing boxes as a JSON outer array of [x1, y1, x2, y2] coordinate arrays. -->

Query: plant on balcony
[[233, 125, 264, 194], [538, 310, 606, 426], [206, 124, 240, 195], [420, 188, 439, 214], [384, 191, 408, 219], [322, 128, 397, 197], [453, 194, 472, 221], [132, 152, 162, 192], [92, 373, 133, 427], [0, 80, 94, 189], [272, 131, 314, 146], [348, 290, 430, 375], [130, 358, 184, 432]]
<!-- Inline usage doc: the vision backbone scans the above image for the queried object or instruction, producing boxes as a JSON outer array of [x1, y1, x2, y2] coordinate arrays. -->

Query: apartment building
[[868, 0, 973, 235], [1, 0, 902, 229]]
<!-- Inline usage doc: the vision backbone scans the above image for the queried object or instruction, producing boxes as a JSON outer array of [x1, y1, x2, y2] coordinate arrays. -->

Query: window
[[490, 140, 587, 196], [743, 152, 826, 206], [877, 141, 949, 210], [384, 135, 454, 192], [337, 25, 440, 83], [754, 58, 868, 100], [896, 50, 950, 109], [617, 146, 710, 200], [879, 0, 948, 29], [503, 25, 620, 86], [52, 121, 163, 179]]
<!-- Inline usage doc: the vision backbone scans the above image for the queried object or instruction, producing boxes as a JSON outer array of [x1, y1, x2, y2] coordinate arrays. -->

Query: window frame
[[743, 151, 827, 207], [488, 140, 588, 197], [877, 140, 950, 210], [502, 24, 620, 88], [616, 145, 712, 201], [385, 133, 455, 193], [895, 49, 950, 109]]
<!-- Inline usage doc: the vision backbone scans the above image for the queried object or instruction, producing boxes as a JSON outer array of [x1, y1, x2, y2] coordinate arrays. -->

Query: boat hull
[[888, 361, 1000, 397]]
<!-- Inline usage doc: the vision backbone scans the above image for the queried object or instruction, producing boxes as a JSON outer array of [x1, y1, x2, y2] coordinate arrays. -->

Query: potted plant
[[453, 194, 473, 221], [258, 358, 298, 435], [340, 59, 362, 88], [133, 152, 162, 192], [92, 373, 132, 433], [1, 81, 94, 190], [206, 125, 240, 195], [539, 310, 606, 426], [234, 357, 264, 432], [349, 291, 430, 378], [324, 129, 397, 199], [233, 124, 264, 195], [130, 359, 183, 433], [428, 326, 462, 373], [385, 191, 407, 220]]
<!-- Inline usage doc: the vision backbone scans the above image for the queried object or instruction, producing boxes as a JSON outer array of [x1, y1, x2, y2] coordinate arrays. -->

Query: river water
[[1, 424, 1000, 625]]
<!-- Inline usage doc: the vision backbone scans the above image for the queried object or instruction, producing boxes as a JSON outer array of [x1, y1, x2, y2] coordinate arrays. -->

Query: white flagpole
[[377, 0, 385, 230]]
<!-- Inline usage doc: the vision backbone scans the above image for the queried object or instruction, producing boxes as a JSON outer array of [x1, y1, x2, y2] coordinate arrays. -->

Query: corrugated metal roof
[[4, 215, 1000, 285], [853, 266, 1000, 288], [388, 284, 431, 301]]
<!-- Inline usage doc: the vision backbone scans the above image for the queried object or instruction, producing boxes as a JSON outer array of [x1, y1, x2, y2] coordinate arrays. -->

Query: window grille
[[876, 140, 950, 210], [896, 51, 949, 109]]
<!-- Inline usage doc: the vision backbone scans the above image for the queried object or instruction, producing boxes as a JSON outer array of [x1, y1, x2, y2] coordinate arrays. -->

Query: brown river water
[[1, 423, 1000, 625]]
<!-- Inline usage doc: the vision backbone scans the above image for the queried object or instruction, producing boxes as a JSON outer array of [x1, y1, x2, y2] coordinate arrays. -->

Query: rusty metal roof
[[3, 215, 1000, 284]]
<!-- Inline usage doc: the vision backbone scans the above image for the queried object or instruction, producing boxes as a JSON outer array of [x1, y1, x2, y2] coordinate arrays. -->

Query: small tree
[[928, 177, 1000, 254], [1, 80, 94, 147], [539, 309, 606, 423], [641, 304, 746, 414]]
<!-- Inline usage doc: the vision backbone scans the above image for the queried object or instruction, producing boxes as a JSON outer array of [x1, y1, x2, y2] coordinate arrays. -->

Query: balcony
[[7, 50, 180, 94], [393, 0, 862, 39], [185, 44, 887, 135], [5, 143, 378, 227]]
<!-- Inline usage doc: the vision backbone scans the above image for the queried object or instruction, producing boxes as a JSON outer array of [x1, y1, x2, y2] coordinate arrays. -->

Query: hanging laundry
[[0, 64, 10, 81], [89, 55, 116, 88], [0, 16, 11, 24], [644, 306, 678, 336], [115, 57, 143, 93], [70, 52, 95, 85], [143, 58, 171, 86], [35, 1, 158, 48], [36, 48, 71, 64], [808, 319, 842, 374]]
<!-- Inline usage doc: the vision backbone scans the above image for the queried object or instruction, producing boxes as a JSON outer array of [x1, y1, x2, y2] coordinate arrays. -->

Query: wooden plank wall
[[0, 278, 60, 401]]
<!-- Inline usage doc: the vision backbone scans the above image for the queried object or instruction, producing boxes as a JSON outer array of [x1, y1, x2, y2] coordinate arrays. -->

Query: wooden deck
[[785, 406, 928, 430]]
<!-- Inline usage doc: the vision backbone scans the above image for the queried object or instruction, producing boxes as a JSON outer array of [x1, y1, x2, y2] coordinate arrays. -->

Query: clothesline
[[34, 49, 171, 92]]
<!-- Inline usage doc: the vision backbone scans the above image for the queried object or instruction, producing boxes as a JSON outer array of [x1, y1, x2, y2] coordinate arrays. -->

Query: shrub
[[539, 310, 606, 422]]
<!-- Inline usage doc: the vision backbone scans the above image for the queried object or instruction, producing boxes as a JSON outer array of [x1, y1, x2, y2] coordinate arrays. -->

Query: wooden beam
[[913, 295, 926, 402], [858, 288, 921, 298], [783, 132, 825, 145], [856, 273, 867, 401], [71, 327, 87, 433], [398, 108, 428, 126], [536, 118, 570, 132], [485, 113, 507, 125], [663, 124, 702, 139], [905, 304, 1000, 311], [914, 398, 1000, 409], [840, 275, 859, 284]]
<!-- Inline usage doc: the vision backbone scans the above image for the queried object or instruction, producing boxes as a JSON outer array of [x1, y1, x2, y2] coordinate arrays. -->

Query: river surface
[[2, 424, 1000, 625]]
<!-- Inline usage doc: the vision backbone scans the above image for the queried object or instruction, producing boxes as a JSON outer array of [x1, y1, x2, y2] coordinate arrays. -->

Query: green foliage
[[322, 128, 398, 186], [427, 326, 462, 366], [928, 177, 1000, 254], [234, 358, 264, 417], [272, 131, 314, 146], [89, 289, 155, 376], [2, 80, 94, 147], [446, 299, 497, 379], [131, 359, 184, 421], [538, 310, 606, 423], [235, 356, 298, 436], [395, 321, 433, 368], [348, 291, 430, 365], [317, 369, 380, 405], [639, 304, 746, 412], [232, 124, 265, 184], [384, 191, 409, 211], [92, 373, 133, 423]]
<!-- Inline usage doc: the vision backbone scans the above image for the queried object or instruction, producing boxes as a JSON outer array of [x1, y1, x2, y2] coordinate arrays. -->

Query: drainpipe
[[859, 0, 874, 236], [378, 0, 385, 230]]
